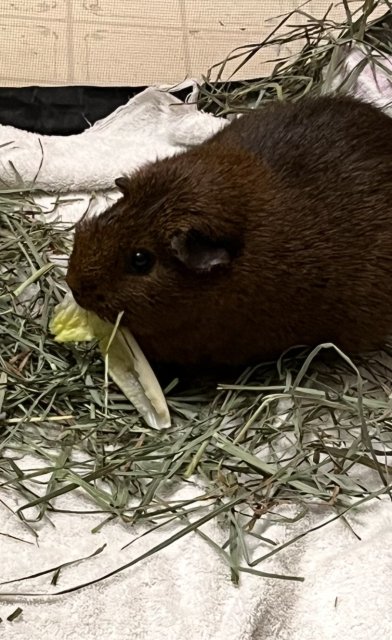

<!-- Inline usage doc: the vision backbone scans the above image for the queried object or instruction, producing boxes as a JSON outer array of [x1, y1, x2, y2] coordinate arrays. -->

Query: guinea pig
[[66, 94, 392, 367]]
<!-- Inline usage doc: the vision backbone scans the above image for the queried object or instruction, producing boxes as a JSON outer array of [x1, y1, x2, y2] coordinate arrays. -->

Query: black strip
[[0, 85, 192, 135]]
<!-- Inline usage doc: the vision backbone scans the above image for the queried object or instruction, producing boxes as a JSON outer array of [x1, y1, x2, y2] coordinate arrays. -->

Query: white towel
[[0, 82, 226, 193], [2, 61, 392, 640], [2, 480, 392, 640]]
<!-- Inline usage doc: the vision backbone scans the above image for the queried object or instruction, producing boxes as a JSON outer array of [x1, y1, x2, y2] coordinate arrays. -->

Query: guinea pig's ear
[[115, 177, 130, 195], [170, 230, 235, 273]]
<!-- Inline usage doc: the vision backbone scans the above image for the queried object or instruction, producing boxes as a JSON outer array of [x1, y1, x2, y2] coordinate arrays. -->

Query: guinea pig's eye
[[126, 249, 156, 275]]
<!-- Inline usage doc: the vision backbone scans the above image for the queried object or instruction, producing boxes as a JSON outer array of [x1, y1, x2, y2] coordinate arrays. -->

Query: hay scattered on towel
[[1, 0, 392, 593], [1, 196, 392, 592], [197, 0, 392, 114]]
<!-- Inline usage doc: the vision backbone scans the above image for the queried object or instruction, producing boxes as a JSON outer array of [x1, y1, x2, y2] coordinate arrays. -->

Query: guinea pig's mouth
[[67, 286, 104, 316], [88, 304, 117, 325], [65, 275, 125, 327], [92, 304, 125, 327], [69, 290, 114, 324]]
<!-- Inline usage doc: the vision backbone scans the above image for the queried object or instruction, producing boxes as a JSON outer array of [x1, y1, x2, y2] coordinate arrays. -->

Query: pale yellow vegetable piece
[[50, 293, 171, 430], [50, 295, 96, 342]]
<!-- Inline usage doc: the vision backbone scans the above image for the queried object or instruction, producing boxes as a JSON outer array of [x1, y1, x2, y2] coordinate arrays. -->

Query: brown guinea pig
[[66, 95, 392, 367]]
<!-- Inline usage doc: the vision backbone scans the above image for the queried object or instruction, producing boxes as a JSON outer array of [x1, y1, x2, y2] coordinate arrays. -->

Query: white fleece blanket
[[2, 51, 392, 640]]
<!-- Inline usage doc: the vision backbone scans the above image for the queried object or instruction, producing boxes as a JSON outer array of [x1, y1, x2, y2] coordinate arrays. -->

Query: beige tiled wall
[[0, 1, 353, 86]]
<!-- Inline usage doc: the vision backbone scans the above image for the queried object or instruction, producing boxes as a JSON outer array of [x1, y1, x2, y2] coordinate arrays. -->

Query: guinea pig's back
[[211, 95, 392, 188], [205, 96, 392, 356]]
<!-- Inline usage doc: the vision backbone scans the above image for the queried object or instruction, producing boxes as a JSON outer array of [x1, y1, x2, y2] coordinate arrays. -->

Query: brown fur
[[66, 95, 392, 366]]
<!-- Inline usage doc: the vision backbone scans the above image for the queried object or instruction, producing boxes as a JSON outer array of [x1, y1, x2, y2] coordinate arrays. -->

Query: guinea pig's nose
[[70, 286, 82, 305], [66, 271, 90, 303], [67, 281, 106, 308]]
